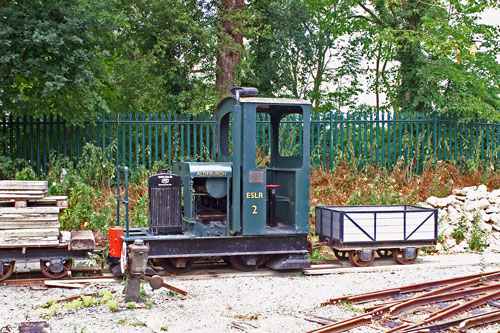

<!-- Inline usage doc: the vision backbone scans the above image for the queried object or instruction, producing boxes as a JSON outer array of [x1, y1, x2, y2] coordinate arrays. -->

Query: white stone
[[447, 205, 462, 222], [479, 210, 491, 223], [491, 213, 500, 225], [486, 206, 500, 214], [464, 199, 490, 212], [426, 196, 454, 208], [478, 184, 488, 193], [454, 195, 467, 202], [466, 190, 485, 201], [451, 186, 477, 196], [490, 189, 500, 198]]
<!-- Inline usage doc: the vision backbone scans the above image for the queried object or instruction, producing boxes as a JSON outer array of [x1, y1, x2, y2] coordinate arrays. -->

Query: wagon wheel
[[333, 249, 349, 261], [40, 259, 72, 279], [392, 249, 418, 265], [376, 249, 393, 258], [348, 250, 375, 267], [153, 258, 194, 274], [229, 255, 262, 272], [0, 261, 15, 282]]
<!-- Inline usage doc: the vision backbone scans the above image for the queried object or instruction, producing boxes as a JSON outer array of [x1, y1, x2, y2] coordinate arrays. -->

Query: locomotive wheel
[[348, 250, 375, 267], [0, 261, 15, 282], [229, 256, 261, 272], [392, 248, 418, 265], [376, 249, 393, 258], [40, 259, 72, 279], [154, 258, 194, 274], [333, 250, 349, 261], [222, 256, 231, 266]]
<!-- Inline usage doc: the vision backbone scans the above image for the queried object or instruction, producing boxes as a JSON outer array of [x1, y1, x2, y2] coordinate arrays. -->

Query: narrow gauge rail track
[[311, 270, 500, 333]]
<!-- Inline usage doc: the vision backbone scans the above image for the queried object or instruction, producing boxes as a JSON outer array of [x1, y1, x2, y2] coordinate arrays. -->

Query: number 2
[[251, 205, 258, 215]]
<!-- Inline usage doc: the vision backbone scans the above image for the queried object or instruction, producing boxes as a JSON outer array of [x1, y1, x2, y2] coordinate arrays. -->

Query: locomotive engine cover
[[173, 162, 232, 237], [148, 171, 182, 235]]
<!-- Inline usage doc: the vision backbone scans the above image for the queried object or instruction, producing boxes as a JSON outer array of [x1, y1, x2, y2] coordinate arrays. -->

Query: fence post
[[433, 111, 437, 163]]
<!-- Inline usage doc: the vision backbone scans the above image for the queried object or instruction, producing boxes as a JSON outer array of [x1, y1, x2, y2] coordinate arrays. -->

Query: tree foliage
[[111, 0, 218, 114], [0, 0, 115, 122], [244, 0, 364, 111], [355, 0, 500, 119], [1, 0, 499, 119]]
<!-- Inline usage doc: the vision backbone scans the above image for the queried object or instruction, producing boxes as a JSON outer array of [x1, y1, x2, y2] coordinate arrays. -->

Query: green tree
[[110, 0, 218, 115], [355, 0, 500, 118], [0, 0, 115, 122], [243, 0, 362, 111]]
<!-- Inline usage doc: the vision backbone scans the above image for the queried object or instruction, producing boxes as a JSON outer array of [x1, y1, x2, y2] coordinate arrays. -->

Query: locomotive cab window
[[255, 105, 304, 170], [279, 113, 303, 159], [219, 112, 232, 157]]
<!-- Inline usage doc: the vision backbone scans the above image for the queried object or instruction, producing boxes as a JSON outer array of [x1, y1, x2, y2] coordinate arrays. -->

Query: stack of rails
[[0, 181, 68, 247]]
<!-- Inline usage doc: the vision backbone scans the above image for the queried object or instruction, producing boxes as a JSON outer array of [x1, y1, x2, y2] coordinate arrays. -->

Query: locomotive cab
[[113, 88, 312, 273], [216, 92, 310, 237]]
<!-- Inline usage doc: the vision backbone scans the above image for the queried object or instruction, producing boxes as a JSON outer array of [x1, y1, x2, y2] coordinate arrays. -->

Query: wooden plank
[[0, 221, 60, 229], [0, 238, 60, 246], [44, 281, 85, 289], [30, 196, 68, 208], [60, 230, 71, 244], [34, 196, 68, 201], [0, 180, 48, 189], [70, 230, 95, 250], [0, 194, 46, 199], [0, 207, 60, 214], [0, 242, 65, 248], [0, 228, 59, 238], [0, 190, 47, 194], [15, 200, 27, 208], [0, 216, 59, 223]]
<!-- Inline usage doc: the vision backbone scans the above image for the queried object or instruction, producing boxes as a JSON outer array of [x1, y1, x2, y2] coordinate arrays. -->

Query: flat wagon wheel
[[0, 261, 15, 282], [229, 255, 261, 272], [40, 259, 72, 279], [392, 248, 418, 265], [348, 250, 375, 267], [376, 249, 393, 258], [154, 258, 194, 274], [333, 249, 349, 261]]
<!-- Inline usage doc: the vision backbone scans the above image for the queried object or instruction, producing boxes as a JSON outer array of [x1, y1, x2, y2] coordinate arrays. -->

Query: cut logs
[[0, 181, 68, 247]]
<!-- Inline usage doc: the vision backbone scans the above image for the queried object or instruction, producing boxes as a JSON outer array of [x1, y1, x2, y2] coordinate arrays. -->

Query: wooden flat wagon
[[315, 205, 438, 267], [0, 181, 94, 281]]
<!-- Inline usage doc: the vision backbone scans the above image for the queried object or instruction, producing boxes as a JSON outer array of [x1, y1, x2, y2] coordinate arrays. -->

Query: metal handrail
[[116, 165, 130, 237]]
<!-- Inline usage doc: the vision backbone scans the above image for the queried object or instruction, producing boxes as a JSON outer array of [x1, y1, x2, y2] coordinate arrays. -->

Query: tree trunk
[[216, 0, 245, 97]]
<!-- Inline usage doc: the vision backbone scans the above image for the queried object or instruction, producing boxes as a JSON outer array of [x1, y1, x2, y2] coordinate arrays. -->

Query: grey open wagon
[[315, 205, 438, 267]]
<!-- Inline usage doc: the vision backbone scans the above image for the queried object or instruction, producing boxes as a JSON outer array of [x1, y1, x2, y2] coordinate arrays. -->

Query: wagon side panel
[[315, 208, 341, 242], [405, 211, 436, 241], [373, 212, 405, 241], [342, 212, 376, 242]]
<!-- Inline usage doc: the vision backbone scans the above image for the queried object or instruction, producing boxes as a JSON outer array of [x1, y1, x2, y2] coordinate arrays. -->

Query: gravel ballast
[[1, 253, 500, 332]]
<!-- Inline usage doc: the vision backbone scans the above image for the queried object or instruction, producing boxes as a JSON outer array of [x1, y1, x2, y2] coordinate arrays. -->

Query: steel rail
[[400, 310, 500, 332], [310, 282, 500, 333], [458, 309, 500, 332], [389, 282, 500, 315], [321, 270, 500, 306], [364, 272, 500, 312], [396, 289, 500, 332]]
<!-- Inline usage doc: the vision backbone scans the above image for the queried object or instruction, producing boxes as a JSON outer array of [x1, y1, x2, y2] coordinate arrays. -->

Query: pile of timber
[[0, 181, 68, 247]]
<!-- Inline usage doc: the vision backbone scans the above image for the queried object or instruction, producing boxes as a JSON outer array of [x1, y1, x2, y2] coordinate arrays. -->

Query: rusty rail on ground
[[311, 270, 500, 333]]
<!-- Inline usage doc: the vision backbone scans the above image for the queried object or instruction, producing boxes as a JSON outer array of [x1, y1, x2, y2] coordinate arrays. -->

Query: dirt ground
[[1, 253, 500, 333]]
